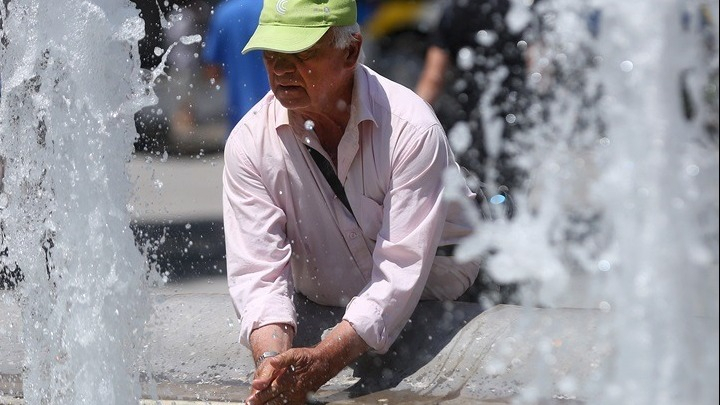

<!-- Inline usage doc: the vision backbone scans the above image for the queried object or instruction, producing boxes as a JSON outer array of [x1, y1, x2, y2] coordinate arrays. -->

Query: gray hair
[[329, 23, 365, 63]]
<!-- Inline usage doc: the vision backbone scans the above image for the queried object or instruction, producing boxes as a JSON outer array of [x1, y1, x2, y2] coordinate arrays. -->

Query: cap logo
[[276, 0, 288, 15]]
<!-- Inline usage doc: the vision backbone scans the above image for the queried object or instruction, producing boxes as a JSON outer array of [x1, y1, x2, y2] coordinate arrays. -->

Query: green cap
[[242, 0, 357, 54]]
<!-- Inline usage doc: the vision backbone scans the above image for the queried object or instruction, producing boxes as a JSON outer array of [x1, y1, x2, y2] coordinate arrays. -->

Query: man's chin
[[274, 94, 310, 110]]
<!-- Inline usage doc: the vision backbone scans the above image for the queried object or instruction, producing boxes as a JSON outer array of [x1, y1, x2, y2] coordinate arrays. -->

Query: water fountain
[[0, 0, 155, 403], [445, 0, 719, 402], [0, 0, 718, 404]]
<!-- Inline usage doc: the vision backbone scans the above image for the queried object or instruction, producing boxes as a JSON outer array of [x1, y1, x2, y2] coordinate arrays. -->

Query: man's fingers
[[267, 352, 295, 370], [247, 350, 305, 404], [247, 380, 291, 405], [251, 360, 284, 391], [247, 385, 275, 405], [251, 371, 273, 390], [251, 378, 270, 391]]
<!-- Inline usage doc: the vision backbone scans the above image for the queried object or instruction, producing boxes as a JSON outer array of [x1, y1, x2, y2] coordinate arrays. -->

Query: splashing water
[[446, 0, 719, 403], [0, 0, 155, 403]]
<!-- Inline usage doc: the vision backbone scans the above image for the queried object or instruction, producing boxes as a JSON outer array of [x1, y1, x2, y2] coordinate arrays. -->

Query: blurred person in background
[[415, 0, 531, 199], [162, 1, 218, 146], [356, 0, 379, 26], [202, 0, 269, 141]]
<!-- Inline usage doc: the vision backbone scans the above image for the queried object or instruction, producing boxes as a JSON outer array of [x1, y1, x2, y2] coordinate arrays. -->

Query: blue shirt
[[203, 0, 269, 133]]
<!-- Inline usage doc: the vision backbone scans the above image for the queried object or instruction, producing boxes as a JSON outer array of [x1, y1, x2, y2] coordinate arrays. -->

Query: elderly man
[[223, 0, 484, 403]]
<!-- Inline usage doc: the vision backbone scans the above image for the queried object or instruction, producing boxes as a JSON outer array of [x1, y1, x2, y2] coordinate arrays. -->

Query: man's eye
[[297, 51, 314, 60]]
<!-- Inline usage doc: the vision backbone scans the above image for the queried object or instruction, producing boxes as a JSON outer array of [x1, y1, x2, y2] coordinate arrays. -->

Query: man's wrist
[[255, 350, 279, 367]]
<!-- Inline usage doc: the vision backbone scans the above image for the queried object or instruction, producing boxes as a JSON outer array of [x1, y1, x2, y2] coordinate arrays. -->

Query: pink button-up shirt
[[223, 65, 480, 354]]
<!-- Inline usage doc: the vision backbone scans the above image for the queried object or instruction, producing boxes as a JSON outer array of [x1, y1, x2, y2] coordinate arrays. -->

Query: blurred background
[[128, 0, 443, 155]]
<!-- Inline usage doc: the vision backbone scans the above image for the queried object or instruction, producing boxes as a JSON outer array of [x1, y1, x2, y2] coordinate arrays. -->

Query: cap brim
[[242, 25, 330, 54]]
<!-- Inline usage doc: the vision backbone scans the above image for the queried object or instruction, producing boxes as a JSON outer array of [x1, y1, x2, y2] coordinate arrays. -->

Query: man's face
[[262, 31, 355, 112]]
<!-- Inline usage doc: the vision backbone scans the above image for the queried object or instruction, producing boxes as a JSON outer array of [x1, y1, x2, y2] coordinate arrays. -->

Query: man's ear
[[344, 33, 363, 67]]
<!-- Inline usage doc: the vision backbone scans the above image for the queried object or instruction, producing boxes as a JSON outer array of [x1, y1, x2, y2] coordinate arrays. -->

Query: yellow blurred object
[[365, 1, 425, 39]]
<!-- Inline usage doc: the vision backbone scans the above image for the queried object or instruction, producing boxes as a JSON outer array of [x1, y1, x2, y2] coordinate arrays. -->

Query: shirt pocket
[[357, 195, 384, 240]]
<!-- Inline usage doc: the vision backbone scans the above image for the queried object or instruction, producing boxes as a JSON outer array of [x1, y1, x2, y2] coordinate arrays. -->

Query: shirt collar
[[350, 65, 379, 129], [273, 98, 291, 130]]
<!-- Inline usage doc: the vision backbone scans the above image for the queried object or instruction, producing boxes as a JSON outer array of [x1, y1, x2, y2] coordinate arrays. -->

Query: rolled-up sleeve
[[223, 128, 296, 348], [343, 123, 451, 353]]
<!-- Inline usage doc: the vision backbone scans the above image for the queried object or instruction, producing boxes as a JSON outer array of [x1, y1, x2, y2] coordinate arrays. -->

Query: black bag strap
[[304, 144, 455, 257], [305, 145, 354, 217]]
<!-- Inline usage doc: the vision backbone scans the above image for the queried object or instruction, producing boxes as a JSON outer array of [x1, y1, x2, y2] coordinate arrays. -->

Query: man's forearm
[[314, 320, 369, 377], [249, 323, 295, 366], [415, 45, 450, 105]]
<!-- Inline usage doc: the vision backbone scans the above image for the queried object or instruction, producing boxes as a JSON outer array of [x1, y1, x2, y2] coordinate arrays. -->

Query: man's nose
[[269, 54, 295, 75]]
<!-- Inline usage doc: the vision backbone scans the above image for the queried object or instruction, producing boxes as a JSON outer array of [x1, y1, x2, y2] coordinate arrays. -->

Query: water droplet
[[179, 34, 202, 45], [447, 121, 472, 154], [598, 260, 611, 271], [620, 60, 634, 72], [304, 120, 315, 131], [457, 47, 475, 71], [475, 30, 497, 46], [490, 194, 506, 205]]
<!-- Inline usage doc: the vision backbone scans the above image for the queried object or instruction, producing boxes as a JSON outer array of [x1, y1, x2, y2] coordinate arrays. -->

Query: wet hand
[[245, 347, 332, 405], [246, 357, 286, 404]]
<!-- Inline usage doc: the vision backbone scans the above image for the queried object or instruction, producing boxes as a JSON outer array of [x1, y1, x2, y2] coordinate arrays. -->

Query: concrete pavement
[[127, 152, 226, 279], [127, 151, 225, 224]]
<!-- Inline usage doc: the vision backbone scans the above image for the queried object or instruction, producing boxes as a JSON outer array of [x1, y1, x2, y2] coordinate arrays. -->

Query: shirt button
[[348, 231, 358, 239]]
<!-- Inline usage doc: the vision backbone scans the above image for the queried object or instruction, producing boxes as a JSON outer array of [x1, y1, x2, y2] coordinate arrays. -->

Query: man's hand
[[246, 346, 332, 405], [246, 320, 369, 405]]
